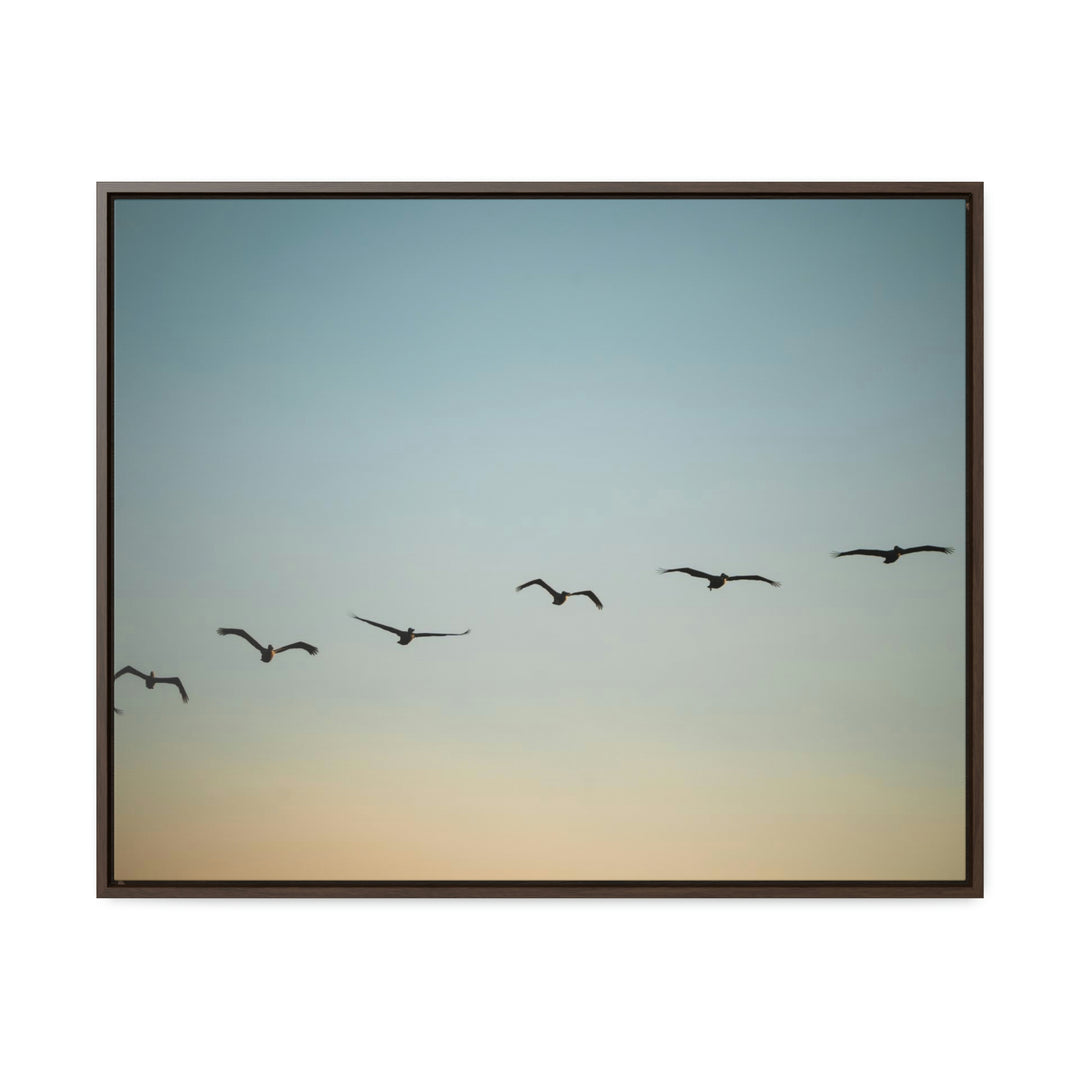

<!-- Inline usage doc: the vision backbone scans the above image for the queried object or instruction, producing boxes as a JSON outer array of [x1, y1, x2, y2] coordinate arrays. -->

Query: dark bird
[[515, 578, 603, 610], [657, 567, 781, 590], [351, 615, 471, 645], [114, 665, 189, 703], [831, 545, 955, 564], [216, 627, 318, 662]]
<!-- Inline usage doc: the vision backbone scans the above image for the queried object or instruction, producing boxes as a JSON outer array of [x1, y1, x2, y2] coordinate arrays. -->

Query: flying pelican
[[114, 665, 189, 703], [515, 579, 603, 610], [657, 567, 781, 590], [350, 615, 471, 645], [216, 627, 318, 662], [831, 545, 954, 564]]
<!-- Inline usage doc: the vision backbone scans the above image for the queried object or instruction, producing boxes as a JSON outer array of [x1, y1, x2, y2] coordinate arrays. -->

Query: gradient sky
[[112, 196, 967, 880]]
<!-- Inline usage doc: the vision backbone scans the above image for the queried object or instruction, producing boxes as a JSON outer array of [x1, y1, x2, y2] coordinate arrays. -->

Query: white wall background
[[2, 2, 1075, 1077]]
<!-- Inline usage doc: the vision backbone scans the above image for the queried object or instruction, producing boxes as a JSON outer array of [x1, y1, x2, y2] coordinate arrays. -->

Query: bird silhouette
[[657, 567, 780, 590], [351, 615, 471, 645], [831, 545, 954, 564], [515, 579, 603, 610], [114, 665, 189, 703], [216, 627, 318, 662]]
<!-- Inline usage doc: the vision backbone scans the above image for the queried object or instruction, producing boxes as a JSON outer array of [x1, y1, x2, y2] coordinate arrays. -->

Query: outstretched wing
[[351, 615, 404, 636], [217, 627, 265, 651], [516, 578, 558, 598], [114, 665, 148, 681], [569, 590, 603, 610], [657, 567, 711, 579], [899, 545, 955, 555], [157, 676, 190, 703], [831, 549, 889, 558], [726, 575, 781, 587], [413, 629, 471, 638], [275, 641, 319, 656]]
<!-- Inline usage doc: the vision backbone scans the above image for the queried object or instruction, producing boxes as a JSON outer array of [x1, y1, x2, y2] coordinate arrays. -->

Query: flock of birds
[[112, 544, 954, 713]]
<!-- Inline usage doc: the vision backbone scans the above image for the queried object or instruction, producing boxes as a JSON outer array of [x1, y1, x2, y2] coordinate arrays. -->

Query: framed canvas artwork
[[98, 182, 982, 897]]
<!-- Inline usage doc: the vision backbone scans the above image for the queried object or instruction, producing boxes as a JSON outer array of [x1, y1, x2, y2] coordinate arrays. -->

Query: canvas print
[[108, 193, 970, 884]]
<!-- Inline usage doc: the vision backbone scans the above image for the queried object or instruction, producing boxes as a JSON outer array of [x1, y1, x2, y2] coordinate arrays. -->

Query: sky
[[111, 196, 967, 881]]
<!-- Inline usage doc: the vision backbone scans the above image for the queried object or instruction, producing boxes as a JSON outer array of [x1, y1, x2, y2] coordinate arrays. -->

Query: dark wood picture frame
[[98, 182, 982, 898]]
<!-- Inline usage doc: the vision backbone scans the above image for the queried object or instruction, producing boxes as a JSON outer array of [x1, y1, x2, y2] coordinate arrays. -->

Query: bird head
[[407, 627, 415, 634]]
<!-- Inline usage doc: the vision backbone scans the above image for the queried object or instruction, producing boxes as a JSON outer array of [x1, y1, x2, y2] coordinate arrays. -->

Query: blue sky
[[112, 196, 966, 879]]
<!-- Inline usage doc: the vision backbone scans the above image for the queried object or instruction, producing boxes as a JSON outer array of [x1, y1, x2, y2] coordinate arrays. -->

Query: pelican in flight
[[351, 615, 471, 645], [114, 665, 189, 703], [216, 627, 318, 662], [515, 579, 603, 610], [657, 567, 781, 591], [831, 545, 954, 564]]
